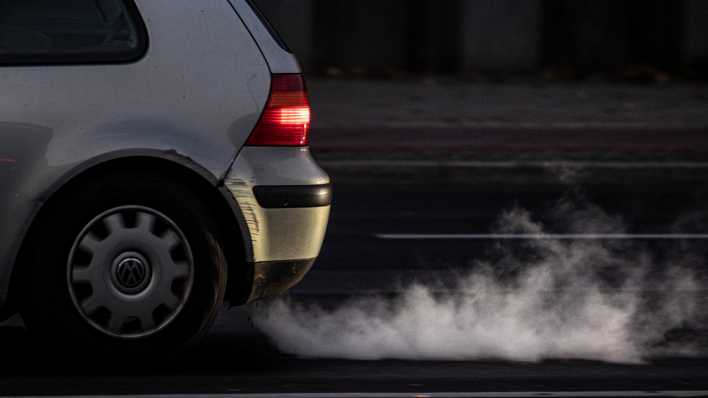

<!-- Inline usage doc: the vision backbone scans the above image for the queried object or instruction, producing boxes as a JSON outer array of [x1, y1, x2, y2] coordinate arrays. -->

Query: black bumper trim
[[253, 184, 332, 209], [247, 258, 315, 302]]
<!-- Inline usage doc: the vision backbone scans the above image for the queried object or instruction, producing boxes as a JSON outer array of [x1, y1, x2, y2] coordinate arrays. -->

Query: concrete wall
[[312, 1, 409, 73], [684, 0, 708, 67], [459, 0, 541, 72], [252, 0, 707, 77]]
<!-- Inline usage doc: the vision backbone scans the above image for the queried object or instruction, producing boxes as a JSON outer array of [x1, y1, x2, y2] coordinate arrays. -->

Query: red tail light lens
[[246, 74, 311, 146]]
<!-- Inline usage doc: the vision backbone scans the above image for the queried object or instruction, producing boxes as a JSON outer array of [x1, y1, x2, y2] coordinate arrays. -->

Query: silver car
[[0, 0, 330, 352]]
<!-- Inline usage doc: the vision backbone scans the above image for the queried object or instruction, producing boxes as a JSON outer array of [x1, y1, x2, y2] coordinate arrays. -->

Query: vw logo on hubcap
[[111, 253, 152, 295], [117, 258, 146, 288]]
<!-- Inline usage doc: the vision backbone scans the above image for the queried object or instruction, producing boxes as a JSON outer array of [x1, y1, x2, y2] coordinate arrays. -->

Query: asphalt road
[[304, 160, 708, 292], [1, 309, 708, 396], [1, 316, 708, 396], [3, 149, 708, 397]]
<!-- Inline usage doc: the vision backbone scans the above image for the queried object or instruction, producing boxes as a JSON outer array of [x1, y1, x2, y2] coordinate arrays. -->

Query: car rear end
[[225, 0, 331, 302]]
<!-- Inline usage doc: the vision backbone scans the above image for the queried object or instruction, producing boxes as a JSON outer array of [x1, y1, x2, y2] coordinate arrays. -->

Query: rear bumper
[[254, 184, 332, 209], [224, 146, 330, 301], [247, 258, 315, 302]]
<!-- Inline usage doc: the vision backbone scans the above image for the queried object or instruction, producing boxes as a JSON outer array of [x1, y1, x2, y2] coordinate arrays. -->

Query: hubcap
[[67, 206, 194, 339]]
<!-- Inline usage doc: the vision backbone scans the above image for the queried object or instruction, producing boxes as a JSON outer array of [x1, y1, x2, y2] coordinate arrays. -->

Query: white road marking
[[29, 391, 708, 398], [322, 160, 708, 169], [375, 234, 708, 240]]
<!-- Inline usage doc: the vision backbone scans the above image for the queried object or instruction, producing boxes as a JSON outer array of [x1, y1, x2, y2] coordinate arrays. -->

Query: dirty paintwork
[[225, 147, 331, 263], [248, 259, 315, 302]]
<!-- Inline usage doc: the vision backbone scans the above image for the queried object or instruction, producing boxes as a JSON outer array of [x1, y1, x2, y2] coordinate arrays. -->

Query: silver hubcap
[[67, 206, 194, 338]]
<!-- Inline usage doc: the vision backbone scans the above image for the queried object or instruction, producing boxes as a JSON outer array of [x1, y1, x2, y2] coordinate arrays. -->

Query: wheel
[[20, 170, 226, 355]]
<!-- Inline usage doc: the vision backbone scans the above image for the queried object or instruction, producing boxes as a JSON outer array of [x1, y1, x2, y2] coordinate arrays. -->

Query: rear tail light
[[246, 74, 311, 146]]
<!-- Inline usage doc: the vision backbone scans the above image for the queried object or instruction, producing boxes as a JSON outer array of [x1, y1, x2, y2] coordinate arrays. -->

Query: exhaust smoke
[[252, 197, 706, 364]]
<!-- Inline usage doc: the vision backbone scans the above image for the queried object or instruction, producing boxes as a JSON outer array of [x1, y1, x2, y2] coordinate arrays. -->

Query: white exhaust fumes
[[253, 200, 705, 364]]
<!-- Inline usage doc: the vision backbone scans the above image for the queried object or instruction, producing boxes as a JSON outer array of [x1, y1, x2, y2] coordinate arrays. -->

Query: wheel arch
[[7, 152, 253, 316]]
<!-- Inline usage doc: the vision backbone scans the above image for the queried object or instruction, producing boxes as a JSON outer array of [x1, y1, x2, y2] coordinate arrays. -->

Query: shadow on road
[[0, 310, 289, 375], [1, 309, 708, 395]]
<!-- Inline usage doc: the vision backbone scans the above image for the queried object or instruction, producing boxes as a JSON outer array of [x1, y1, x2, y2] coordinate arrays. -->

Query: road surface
[[2, 131, 708, 397]]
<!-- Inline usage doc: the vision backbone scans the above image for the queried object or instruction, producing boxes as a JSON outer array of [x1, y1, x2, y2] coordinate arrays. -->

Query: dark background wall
[[253, 0, 708, 79]]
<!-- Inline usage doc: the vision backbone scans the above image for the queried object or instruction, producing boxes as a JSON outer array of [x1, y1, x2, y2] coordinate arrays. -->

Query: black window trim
[[244, 0, 291, 53], [0, 0, 149, 67]]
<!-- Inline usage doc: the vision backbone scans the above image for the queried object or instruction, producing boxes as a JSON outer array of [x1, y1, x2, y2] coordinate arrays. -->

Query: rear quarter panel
[[0, 0, 270, 308]]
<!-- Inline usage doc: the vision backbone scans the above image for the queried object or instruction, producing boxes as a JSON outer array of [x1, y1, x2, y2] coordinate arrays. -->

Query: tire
[[20, 169, 227, 356]]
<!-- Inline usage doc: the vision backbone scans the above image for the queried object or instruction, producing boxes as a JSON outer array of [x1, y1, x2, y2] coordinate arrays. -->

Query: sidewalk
[[308, 79, 708, 160], [309, 79, 708, 130]]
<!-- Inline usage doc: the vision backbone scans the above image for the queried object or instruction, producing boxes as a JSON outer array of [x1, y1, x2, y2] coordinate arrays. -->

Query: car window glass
[[0, 0, 143, 63]]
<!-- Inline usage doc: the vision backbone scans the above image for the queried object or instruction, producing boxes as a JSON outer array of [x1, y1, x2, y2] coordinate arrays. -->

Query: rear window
[[0, 0, 147, 65], [246, 0, 291, 52]]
